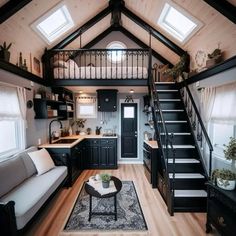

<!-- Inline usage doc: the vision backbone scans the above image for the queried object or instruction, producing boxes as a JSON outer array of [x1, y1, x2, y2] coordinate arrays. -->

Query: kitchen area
[[32, 86, 156, 187]]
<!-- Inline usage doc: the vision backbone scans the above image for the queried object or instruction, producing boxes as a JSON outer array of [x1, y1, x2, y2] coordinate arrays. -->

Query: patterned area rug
[[64, 181, 148, 231]]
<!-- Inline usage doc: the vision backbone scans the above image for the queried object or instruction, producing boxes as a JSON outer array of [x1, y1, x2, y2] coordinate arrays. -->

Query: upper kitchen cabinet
[[97, 89, 118, 112]]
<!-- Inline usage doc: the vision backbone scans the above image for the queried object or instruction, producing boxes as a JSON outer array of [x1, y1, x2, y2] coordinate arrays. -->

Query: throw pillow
[[53, 60, 68, 68], [28, 148, 55, 176]]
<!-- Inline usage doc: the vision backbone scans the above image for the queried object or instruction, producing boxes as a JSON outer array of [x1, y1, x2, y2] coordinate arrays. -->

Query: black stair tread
[[174, 206, 206, 212]]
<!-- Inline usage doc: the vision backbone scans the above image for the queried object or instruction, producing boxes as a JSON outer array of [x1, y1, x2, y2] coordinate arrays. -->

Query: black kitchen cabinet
[[45, 141, 84, 186], [97, 89, 118, 112], [85, 138, 117, 169], [100, 139, 117, 168], [206, 182, 236, 236]]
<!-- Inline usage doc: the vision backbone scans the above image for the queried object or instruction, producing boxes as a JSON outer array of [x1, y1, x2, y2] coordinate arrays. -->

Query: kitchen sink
[[53, 138, 78, 144]]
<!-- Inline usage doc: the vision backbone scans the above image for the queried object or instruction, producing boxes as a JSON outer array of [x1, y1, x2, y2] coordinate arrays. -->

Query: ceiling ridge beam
[[0, 0, 32, 24], [203, 0, 236, 24], [51, 5, 112, 50], [121, 5, 185, 56], [119, 27, 173, 66]]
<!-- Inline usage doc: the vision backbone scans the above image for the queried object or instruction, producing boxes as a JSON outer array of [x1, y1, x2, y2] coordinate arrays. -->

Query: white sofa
[[0, 147, 68, 235]]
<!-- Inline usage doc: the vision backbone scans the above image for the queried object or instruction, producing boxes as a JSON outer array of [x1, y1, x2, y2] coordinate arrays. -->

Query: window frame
[[76, 101, 97, 119], [106, 41, 127, 63], [0, 117, 25, 161], [31, 2, 74, 44], [157, 2, 203, 44], [209, 121, 236, 162]]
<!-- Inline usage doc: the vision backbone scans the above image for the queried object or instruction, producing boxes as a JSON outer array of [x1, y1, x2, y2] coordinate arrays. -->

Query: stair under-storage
[[154, 82, 207, 213]]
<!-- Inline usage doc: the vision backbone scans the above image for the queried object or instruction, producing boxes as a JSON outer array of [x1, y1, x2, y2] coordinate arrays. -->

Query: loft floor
[[25, 164, 219, 236]]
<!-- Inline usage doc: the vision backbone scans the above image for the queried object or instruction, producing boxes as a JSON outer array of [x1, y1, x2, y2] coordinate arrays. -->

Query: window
[[209, 122, 236, 159], [76, 96, 97, 118], [124, 107, 134, 118], [0, 86, 26, 161], [106, 41, 126, 63], [31, 3, 74, 44], [158, 3, 203, 44]]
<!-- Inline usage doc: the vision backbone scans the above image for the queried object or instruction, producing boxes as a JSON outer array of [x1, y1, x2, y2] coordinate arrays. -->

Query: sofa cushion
[[28, 148, 55, 176], [0, 166, 67, 230], [0, 156, 27, 198], [15, 147, 37, 178]]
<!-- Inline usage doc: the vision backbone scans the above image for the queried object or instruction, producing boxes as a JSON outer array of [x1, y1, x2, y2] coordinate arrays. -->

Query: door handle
[[135, 131, 137, 134], [135, 135, 137, 137]]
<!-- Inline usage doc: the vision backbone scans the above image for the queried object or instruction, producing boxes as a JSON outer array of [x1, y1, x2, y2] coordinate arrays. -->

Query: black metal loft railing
[[148, 69, 176, 215], [179, 73, 213, 178], [44, 48, 150, 81]]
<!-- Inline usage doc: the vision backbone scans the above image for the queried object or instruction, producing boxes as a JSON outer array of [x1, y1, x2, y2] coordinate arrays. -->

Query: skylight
[[158, 3, 202, 44], [31, 4, 74, 44]]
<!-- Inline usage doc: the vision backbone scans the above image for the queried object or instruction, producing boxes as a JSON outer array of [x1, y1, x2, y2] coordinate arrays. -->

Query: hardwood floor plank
[[25, 164, 219, 236]]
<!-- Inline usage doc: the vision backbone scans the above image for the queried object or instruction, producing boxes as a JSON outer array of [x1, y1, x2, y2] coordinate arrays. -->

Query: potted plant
[[100, 173, 111, 188], [223, 137, 236, 170], [212, 169, 236, 190], [71, 119, 86, 135], [0, 41, 12, 62]]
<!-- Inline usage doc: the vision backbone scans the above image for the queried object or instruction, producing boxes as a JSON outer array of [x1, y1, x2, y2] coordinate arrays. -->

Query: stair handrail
[[148, 70, 176, 215], [179, 73, 213, 177]]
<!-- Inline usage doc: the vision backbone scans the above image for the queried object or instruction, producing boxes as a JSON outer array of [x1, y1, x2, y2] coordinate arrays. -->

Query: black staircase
[[148, 72, 213, 215]]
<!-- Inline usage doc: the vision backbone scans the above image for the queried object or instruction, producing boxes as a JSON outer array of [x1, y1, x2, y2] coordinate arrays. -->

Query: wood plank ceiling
[[0, 0, 235, 71]]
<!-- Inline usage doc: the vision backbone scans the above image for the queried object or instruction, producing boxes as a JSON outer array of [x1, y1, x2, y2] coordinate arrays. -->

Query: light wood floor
[[26, 164, 219, 236]]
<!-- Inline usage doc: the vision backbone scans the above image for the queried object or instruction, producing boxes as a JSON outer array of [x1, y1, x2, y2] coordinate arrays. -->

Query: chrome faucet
[[49, 119, 63, 144]]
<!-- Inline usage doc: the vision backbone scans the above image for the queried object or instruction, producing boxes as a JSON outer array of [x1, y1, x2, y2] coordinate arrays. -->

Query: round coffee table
[[85, 176, 122, 221]]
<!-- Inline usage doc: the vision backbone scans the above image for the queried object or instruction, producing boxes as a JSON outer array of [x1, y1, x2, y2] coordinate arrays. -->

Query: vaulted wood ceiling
[[0, 0, 235, 71]]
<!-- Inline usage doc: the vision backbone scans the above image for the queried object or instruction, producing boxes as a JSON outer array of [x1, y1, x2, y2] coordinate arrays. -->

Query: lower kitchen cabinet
[[45, 141, 85, 186], [206, 182, 236, 236], [85, 138, 117, 169]]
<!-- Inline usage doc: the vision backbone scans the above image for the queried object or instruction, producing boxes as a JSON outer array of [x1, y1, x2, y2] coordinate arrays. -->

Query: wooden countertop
[[144, 140, 158, 149], [39, 134, 118, 149]]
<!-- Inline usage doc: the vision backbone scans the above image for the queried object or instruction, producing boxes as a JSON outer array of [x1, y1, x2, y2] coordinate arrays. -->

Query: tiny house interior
[[0, 0, 236, 236]]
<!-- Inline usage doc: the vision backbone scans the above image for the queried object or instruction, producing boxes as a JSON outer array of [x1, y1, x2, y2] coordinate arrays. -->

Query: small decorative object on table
[[86, 128, 91, 135], [100, 173, 111, 188]]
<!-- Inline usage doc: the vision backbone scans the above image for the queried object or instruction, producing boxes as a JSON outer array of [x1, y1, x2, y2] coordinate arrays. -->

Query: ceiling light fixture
[[130, 89, 134, 93]]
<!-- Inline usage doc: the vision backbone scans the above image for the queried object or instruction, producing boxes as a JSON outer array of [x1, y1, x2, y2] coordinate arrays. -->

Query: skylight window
[[31, 4, 74, 44], [158, 3, 203, 44]]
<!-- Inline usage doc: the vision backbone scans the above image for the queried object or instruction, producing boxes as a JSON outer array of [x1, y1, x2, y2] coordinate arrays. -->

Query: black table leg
[[89, 195, 92, 221], [114, 195, 117, 221]]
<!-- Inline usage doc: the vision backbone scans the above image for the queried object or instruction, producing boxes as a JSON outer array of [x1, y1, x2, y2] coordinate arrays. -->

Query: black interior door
[[121, 103, 137, 158]]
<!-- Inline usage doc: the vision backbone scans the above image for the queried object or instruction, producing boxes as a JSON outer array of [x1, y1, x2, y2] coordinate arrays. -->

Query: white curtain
[[200, 87, 216, 123], [17, 87, 27, 126], [0, 86, 21, 119], [211, 82, 236, 124], [0, 85, 26, 149]]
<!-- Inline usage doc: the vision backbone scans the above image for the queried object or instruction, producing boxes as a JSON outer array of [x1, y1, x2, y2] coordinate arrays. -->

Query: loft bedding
[[53, 59, 148, 79], [44, 49, 150, 81]]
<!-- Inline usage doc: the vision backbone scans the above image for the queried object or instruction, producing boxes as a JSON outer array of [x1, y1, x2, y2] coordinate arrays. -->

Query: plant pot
[[217, 178, 236, 190], [75, 130, 80, 135], [0, 50, 10, 62], [102, 181, 110, 188]]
